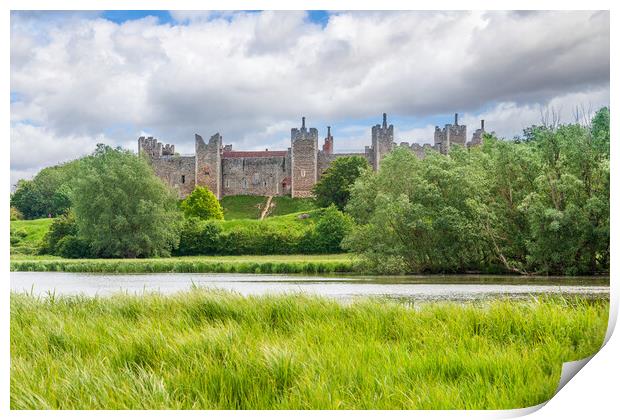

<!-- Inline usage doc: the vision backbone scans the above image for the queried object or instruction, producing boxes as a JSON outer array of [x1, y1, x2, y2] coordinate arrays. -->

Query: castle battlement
[[143, 112, 486, 199]]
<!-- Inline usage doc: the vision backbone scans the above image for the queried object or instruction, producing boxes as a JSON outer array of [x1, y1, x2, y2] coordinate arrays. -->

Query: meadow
[[10, 291, 609, 409]]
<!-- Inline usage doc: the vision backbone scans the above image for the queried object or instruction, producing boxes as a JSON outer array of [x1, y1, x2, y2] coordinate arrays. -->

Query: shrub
[[181, 186, 224, 220], [40, 212, 78, 255], [56, 235, 92, 258], [175, 218, 221, 256], [10, 207, 23, 221]]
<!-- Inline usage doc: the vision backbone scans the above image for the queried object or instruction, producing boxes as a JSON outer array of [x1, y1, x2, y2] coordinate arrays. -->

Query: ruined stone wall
[[371, 113, 394, 171], [221, 156, 290, 196], [468, 120, 485, 147], [290, 117, 318, 198], [398, 142, 435, 159], [150, 155, 196, 198], [433, 113, 467, 154], [195, 133, 222, 199], [138, 136, 175, 158]]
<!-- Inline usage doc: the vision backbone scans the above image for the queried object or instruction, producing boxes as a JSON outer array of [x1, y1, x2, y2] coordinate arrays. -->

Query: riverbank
[[11, 291, 608, 409], [10, 254, 357, 274]]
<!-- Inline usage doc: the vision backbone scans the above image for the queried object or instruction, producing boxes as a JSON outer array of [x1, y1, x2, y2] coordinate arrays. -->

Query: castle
[[139, 113, 486, 199]]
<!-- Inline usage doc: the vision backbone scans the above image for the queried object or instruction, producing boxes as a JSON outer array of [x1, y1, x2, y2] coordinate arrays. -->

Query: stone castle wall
[[142, 112, 486, 199], [222, 154, 290, 196]]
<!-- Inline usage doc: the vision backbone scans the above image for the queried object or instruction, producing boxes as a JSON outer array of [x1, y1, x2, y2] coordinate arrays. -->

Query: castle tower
[[433, 113, 467, 154], [322, 126, 334, 154], [290, 116, 318, 198], [371, 113, 394, 171], [469, 119, 486, 147], [195, 133, 222, 199], [138, 136, 163, 159]]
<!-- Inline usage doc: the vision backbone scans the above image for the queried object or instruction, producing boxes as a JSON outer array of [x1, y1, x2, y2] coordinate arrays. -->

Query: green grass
[[220, 195, 318, 219], [270, 196, 317, 217], [10, 253, 356, 274], [10, 218, 54, 254], [10, 218, 54, 242], [220, 195, 266, 219], [217, 209, 321, 230], [10, 291, 609, 409]]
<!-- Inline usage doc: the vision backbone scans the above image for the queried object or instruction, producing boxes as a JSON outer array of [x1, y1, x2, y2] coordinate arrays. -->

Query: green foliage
[[11, 292, 608, 409], [39, 212, 79, 256], [10, 160, 82, 219], [313, 156, 370, 210], [10, 207, 23, 221], [181, 186, 224, 220], [304, 205, 354, 253], [345, 108, 610, 275], [175, 218, 221, 256], [56, 236, 92, 259], [71, 144, 181, 258]]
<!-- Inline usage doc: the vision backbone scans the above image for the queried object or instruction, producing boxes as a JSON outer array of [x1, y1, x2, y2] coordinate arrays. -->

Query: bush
[[56, 235, 92, 258], [10, 207, 23, 221], [175, 218, 221, 256], [39, 212, 78, 255], [10, 229, 27, 246], [181, 186, 224, 220]]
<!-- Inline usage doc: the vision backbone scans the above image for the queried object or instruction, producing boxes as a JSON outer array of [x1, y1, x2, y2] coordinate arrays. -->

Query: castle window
[[301, 169, 306, 178], [225, 179, 229, 188], [181, 175, 185, 184], [253, 173, 260, 184], [242, 179, 247, 189]]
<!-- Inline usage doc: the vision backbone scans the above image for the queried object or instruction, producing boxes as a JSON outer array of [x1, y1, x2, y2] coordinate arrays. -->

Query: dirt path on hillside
[[260, 196, 273, 220]]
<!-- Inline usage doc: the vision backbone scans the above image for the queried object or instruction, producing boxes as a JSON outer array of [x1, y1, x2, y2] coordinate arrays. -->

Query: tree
[[343, 107, 610, 275], [10, 159, 82, 219], [180, 186, 224, 220], [312, 156, 370, 210], [344, 147, 488, 273], [71, 144, 181, 258], [313, 205, 354, 253]]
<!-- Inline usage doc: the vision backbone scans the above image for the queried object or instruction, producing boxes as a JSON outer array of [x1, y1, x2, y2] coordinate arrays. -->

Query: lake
[[10, 272, 609, 302]]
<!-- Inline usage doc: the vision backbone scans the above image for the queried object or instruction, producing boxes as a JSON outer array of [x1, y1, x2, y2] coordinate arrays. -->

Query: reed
[[10, 291, 609, 409]]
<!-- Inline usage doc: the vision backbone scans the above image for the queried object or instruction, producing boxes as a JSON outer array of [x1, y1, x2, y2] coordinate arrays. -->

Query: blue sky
[[10, 10, 610, 184]]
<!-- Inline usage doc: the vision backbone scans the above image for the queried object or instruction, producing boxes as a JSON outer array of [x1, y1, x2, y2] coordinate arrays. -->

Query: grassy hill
[[220, 195, 316, 220], [220, 195, 265, 219], [10, 218, 54, 254]]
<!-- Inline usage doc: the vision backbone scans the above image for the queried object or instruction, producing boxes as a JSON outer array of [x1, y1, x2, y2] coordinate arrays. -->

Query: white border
[[2, 1, 617, 419]]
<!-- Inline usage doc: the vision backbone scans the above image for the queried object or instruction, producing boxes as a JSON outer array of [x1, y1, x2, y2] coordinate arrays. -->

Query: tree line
[[10, 107, 609, 274]]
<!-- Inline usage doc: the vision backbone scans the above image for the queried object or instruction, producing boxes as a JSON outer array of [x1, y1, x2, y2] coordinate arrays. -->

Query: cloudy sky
[[10, 10, 610, 186]]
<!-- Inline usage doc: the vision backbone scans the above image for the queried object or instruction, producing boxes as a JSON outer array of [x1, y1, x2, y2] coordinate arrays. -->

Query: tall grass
[[11, 254, 356, 274], [11, 291, 608, 409]]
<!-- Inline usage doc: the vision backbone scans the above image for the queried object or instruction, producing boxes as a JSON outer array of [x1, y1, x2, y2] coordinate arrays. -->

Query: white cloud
[[10, 10, 610, 183]]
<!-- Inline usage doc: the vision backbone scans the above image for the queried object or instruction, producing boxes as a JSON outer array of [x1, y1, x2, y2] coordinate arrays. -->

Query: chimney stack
[[301, 116, 306, 129], [481, 119, 485, 130], [454, 113, 459, 125], [382, 113, 387, 128], [327, 126, 331, 137]]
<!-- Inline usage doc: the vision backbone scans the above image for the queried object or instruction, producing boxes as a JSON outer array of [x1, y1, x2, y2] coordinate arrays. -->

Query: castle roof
[[222, 150, 288, 158]]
